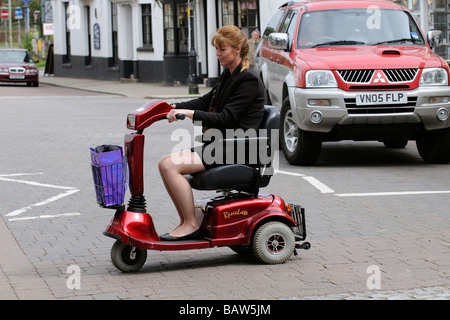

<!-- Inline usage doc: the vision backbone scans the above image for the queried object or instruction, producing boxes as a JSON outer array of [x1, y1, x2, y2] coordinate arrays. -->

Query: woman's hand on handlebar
[[166, 109, 192, 122]]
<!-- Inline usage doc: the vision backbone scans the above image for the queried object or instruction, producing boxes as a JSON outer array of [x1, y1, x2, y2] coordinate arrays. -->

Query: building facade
[[48, 0, 443, 86]]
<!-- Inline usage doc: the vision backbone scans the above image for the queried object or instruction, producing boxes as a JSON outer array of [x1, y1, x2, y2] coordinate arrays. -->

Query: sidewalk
[[39, 71, 210, 100], [0, 210, 53, 299]]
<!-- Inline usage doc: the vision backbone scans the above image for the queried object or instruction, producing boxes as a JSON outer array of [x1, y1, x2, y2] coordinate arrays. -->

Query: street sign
[[43, 22, 54, 36], [1, 9, 9, 20], [33, 10, 39, 23], [15, 7, 23, 19]]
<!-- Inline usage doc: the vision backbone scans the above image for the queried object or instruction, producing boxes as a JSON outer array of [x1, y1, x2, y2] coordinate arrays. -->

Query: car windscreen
[[297, 8, 425, 48], [0, 51, 30, 63]]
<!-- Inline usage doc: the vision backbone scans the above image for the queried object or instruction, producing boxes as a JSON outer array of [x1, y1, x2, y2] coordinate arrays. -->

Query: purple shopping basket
[[90, 145, 128, 208]]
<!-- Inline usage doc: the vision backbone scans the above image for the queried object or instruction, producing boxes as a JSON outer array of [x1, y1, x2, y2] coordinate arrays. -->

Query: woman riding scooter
[[158, 25, 266, 241]]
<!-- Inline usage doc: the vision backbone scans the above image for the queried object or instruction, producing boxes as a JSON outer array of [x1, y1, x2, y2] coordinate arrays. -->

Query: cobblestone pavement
[[0, 77, 449, 300]]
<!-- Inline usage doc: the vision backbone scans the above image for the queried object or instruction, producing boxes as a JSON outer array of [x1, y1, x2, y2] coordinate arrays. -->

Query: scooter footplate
[[129, 237, 211, 251]]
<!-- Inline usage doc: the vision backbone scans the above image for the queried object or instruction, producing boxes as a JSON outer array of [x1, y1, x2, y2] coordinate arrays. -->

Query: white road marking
[[302, 176, 335, 193], [274, 169, 306, 177], [5, 189, 80, 217], [275, 170, 335, 193], [335, 190, 450, 197], [8, 212, 81, 222], [0, 176, 75, 190], [0, 172, 43, 177], [274, 169, 450, 197], [2, 173, 80, 218]]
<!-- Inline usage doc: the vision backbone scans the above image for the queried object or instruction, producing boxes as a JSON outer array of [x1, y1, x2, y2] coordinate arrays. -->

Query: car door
[[272, 10, 299, 105], [260, 10, 285, 105]]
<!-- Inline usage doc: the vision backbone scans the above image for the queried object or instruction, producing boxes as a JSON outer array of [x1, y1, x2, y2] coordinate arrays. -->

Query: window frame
[[163, 0, 189, 55], [141, 3, 154, 51]]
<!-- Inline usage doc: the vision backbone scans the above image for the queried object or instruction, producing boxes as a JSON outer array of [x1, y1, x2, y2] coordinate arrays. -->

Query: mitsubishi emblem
[[372, 71, 387, 84]]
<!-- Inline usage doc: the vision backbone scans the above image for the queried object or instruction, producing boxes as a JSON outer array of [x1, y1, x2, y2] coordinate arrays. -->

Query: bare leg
[[158, 150, 205, 237], [158, 154, 184, 233]]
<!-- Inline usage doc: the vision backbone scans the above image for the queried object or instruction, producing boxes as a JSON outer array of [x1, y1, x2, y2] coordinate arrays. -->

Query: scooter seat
[[186, 164, 259, 191]]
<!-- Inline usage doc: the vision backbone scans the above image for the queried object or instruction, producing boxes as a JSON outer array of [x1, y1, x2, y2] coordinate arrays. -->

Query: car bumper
[[0, 74, 39, 83], [290, 86, 450, 132]]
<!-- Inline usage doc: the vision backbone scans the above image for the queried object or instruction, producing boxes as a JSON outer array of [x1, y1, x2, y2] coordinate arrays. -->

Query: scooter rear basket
[[91, 160, 128, 208]]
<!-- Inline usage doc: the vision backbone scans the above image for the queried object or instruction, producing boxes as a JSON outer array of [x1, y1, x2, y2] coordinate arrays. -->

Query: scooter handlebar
[[127, 100, 186, 131], [159, 113, 185, 120]]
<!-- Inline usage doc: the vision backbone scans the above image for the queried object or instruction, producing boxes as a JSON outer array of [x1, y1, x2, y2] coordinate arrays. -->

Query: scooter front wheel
[[111, 241, 147, 272], [253, 222, 295, 264]]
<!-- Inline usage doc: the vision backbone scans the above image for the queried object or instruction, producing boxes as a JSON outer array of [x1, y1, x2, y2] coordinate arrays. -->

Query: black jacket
[[176, 64, 265, 133]]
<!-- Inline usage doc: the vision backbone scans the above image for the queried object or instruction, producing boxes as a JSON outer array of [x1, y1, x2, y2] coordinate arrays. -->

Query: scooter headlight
[[127, 114, 136, 129]]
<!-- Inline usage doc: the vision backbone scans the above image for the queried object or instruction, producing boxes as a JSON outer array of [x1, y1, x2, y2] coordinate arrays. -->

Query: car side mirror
[[268, 33, 289, 51], [427, 30, 442, 48]]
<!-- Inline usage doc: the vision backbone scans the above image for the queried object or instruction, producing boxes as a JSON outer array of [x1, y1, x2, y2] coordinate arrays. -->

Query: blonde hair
[[211, 25, 250, 72]]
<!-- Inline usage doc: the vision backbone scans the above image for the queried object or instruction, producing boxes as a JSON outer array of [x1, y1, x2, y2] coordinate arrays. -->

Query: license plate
[[10, 74, 25, 79], [356, 91, 407, 106]]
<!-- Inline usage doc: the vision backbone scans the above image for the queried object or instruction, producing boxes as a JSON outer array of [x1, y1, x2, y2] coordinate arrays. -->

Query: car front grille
[[383, 69, 418, 82], [9, 67, 25, 73], [338, 69, 374, 83], [337, 69, 418, 83]]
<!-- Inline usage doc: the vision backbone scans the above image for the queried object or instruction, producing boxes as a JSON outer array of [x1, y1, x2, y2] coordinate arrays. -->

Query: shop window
[[141, 4, 153, 50], [163, 0, 188, 55], [221, 0, 259, 38]]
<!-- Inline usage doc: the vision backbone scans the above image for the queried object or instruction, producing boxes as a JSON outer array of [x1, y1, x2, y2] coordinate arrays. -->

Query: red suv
[[258, 0, 450, 165]]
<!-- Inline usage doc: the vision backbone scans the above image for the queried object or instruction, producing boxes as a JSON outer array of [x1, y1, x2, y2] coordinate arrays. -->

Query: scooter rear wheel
[[111, 241, 147, 272], [253, 222, 295, 264]]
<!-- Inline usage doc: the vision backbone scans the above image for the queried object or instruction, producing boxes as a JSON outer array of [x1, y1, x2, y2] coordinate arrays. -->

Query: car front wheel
[[280, 98, 322, 165], [416, 128, 450, 164]]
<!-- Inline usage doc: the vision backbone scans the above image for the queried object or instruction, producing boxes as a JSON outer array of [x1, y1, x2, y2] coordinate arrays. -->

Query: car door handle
[[270, 57, 273, 62], [276, 59, 280, 64]]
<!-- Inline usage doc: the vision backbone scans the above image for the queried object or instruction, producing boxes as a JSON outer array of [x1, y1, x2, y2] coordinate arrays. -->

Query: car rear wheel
[[280, 98, 322, 165]]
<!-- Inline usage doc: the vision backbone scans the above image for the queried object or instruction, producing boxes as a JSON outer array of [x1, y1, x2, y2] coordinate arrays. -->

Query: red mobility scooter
[[97, 100, 310, 272]]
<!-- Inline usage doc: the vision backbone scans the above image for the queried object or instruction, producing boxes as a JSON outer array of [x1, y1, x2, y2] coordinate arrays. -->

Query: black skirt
[[191, 140, 259, 171]]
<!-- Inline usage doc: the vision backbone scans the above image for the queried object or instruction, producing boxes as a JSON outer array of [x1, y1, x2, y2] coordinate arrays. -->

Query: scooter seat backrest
[[187, 105, 280, 194], [259, 105, 279, 137]]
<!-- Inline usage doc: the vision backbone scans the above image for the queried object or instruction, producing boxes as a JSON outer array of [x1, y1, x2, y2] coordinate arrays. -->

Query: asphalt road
[[0, 82, 102, 97]]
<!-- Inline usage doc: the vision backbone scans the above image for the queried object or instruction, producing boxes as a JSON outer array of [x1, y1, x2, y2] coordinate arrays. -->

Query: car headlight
[[419, 68, 448, 86], [305, 70, 337, 88]]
